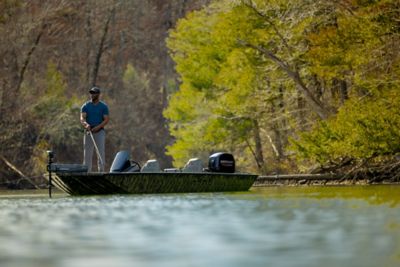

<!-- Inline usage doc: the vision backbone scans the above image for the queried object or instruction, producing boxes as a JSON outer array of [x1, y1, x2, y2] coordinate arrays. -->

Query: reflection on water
[[0, 186, 400, 267]]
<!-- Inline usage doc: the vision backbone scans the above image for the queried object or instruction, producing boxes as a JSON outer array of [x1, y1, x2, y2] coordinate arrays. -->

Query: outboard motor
[[208, 152, 235, 173], [110, 151, 140, 172]]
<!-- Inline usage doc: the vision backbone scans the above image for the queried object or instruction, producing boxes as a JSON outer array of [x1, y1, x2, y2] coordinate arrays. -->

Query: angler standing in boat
[[80, 86, 109, 172]]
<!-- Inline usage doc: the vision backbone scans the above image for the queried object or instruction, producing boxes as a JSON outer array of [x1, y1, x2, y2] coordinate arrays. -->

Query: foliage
[[166, 0, 325, 171], [1, 1, 206, 179], [29, 62, 82, 173], [165, 1, 269, 169], [166, 0, 400, 173], [111, 63, 157, 161], [291, 0, 400, 168], [291, 89, 400, 165]]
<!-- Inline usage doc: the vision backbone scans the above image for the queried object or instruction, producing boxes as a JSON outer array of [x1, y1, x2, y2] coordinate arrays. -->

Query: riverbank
[[253, 174, 400, 186]]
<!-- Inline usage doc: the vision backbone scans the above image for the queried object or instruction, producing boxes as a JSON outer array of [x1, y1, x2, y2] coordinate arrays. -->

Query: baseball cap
[[89, 87, 101, 94]]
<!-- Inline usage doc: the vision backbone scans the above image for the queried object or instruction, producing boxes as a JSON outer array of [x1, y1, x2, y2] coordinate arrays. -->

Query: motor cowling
[[208, 152, 235, 173]]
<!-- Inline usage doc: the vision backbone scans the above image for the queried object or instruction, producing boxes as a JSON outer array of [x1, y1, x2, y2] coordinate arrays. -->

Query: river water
[[0, 186, 399, 267]]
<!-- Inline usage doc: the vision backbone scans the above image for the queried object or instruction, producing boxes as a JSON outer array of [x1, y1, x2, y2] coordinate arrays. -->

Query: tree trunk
[[339, 79, 348, 104], [0, 49, 20, 116], [332, 78, 349, 105], [272, 86, 286, 159], [0, 24, 46, 116], [253, 119, 265, 171], [17, 23, 46, 95], [91, 6, 115, 87], [297, 93, 307, 131], [84, 4, 93, 88]]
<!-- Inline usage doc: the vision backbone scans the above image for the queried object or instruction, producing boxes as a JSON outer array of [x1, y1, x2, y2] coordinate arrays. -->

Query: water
[[0, 186, 400, 267]]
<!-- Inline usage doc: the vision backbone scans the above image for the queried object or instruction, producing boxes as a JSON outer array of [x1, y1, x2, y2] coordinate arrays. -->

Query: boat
[[46, 151, 258, 196]]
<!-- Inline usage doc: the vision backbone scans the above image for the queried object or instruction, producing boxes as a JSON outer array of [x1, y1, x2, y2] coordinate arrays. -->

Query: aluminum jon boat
[[46, 151, 258, 196]]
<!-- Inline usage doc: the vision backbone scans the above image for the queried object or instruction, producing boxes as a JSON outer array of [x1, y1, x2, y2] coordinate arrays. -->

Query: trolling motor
[[46, 150, 54, 198]]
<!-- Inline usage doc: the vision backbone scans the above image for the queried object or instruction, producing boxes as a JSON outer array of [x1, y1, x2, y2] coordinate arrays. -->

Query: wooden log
[[253, 173, 347, 186], [0, 155, 40, 189], [258, 173, 343, 180]]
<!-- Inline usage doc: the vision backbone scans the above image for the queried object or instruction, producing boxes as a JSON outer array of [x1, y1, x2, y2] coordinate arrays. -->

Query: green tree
[[291, 0, 400, 169], [166, 0, 400, 174], [166, 0, 291, 172]]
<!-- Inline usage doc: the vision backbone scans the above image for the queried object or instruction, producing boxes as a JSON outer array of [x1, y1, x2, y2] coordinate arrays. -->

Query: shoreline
[[253, 174, 400, 186]]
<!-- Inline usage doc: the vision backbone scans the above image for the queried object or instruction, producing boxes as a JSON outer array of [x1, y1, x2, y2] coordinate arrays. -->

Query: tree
[[166, 0, 400, 174], [291, 0, 400, 169], [166, 1, 286, 172]]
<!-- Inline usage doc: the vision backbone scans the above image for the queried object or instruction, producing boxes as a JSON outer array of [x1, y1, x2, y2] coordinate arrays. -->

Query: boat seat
[[182, 158, 203, 173], [141, 159, 161, 172], [50, 164, 88, 173]]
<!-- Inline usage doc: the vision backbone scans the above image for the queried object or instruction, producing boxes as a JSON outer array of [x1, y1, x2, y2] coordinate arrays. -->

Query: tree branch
[[0, 155, 40, 189], [238, 39, 330, 119], [240, 0, 294, 56]]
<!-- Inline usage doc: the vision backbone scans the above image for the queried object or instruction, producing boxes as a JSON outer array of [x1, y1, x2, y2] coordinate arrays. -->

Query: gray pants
[[83, 130, 105, 172]]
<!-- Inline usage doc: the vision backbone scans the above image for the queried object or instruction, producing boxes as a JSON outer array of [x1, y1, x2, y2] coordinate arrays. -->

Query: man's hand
[[91, 126, 102, 133], [83, 122, 91, 131]]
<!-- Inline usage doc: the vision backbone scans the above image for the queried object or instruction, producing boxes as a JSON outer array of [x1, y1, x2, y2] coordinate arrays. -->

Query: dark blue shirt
[[81, 101, 109, 128]]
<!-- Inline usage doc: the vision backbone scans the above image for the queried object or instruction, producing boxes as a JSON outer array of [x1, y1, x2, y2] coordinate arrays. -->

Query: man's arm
[[80, 112, 91, 130], [92, 115, 109, 133]]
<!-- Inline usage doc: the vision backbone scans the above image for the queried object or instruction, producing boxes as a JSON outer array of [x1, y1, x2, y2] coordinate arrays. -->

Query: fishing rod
[[87, 130, 104, 169]]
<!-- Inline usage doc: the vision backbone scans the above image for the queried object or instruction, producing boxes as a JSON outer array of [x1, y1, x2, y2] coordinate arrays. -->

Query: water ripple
[[0, 186, 400, 267]]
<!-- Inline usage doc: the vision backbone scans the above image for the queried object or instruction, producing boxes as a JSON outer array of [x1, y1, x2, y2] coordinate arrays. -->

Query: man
[[80, 86, 109, 172]]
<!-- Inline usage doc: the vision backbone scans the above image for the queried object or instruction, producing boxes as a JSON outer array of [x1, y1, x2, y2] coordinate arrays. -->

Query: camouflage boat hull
[[50, 172, 258, 195]]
